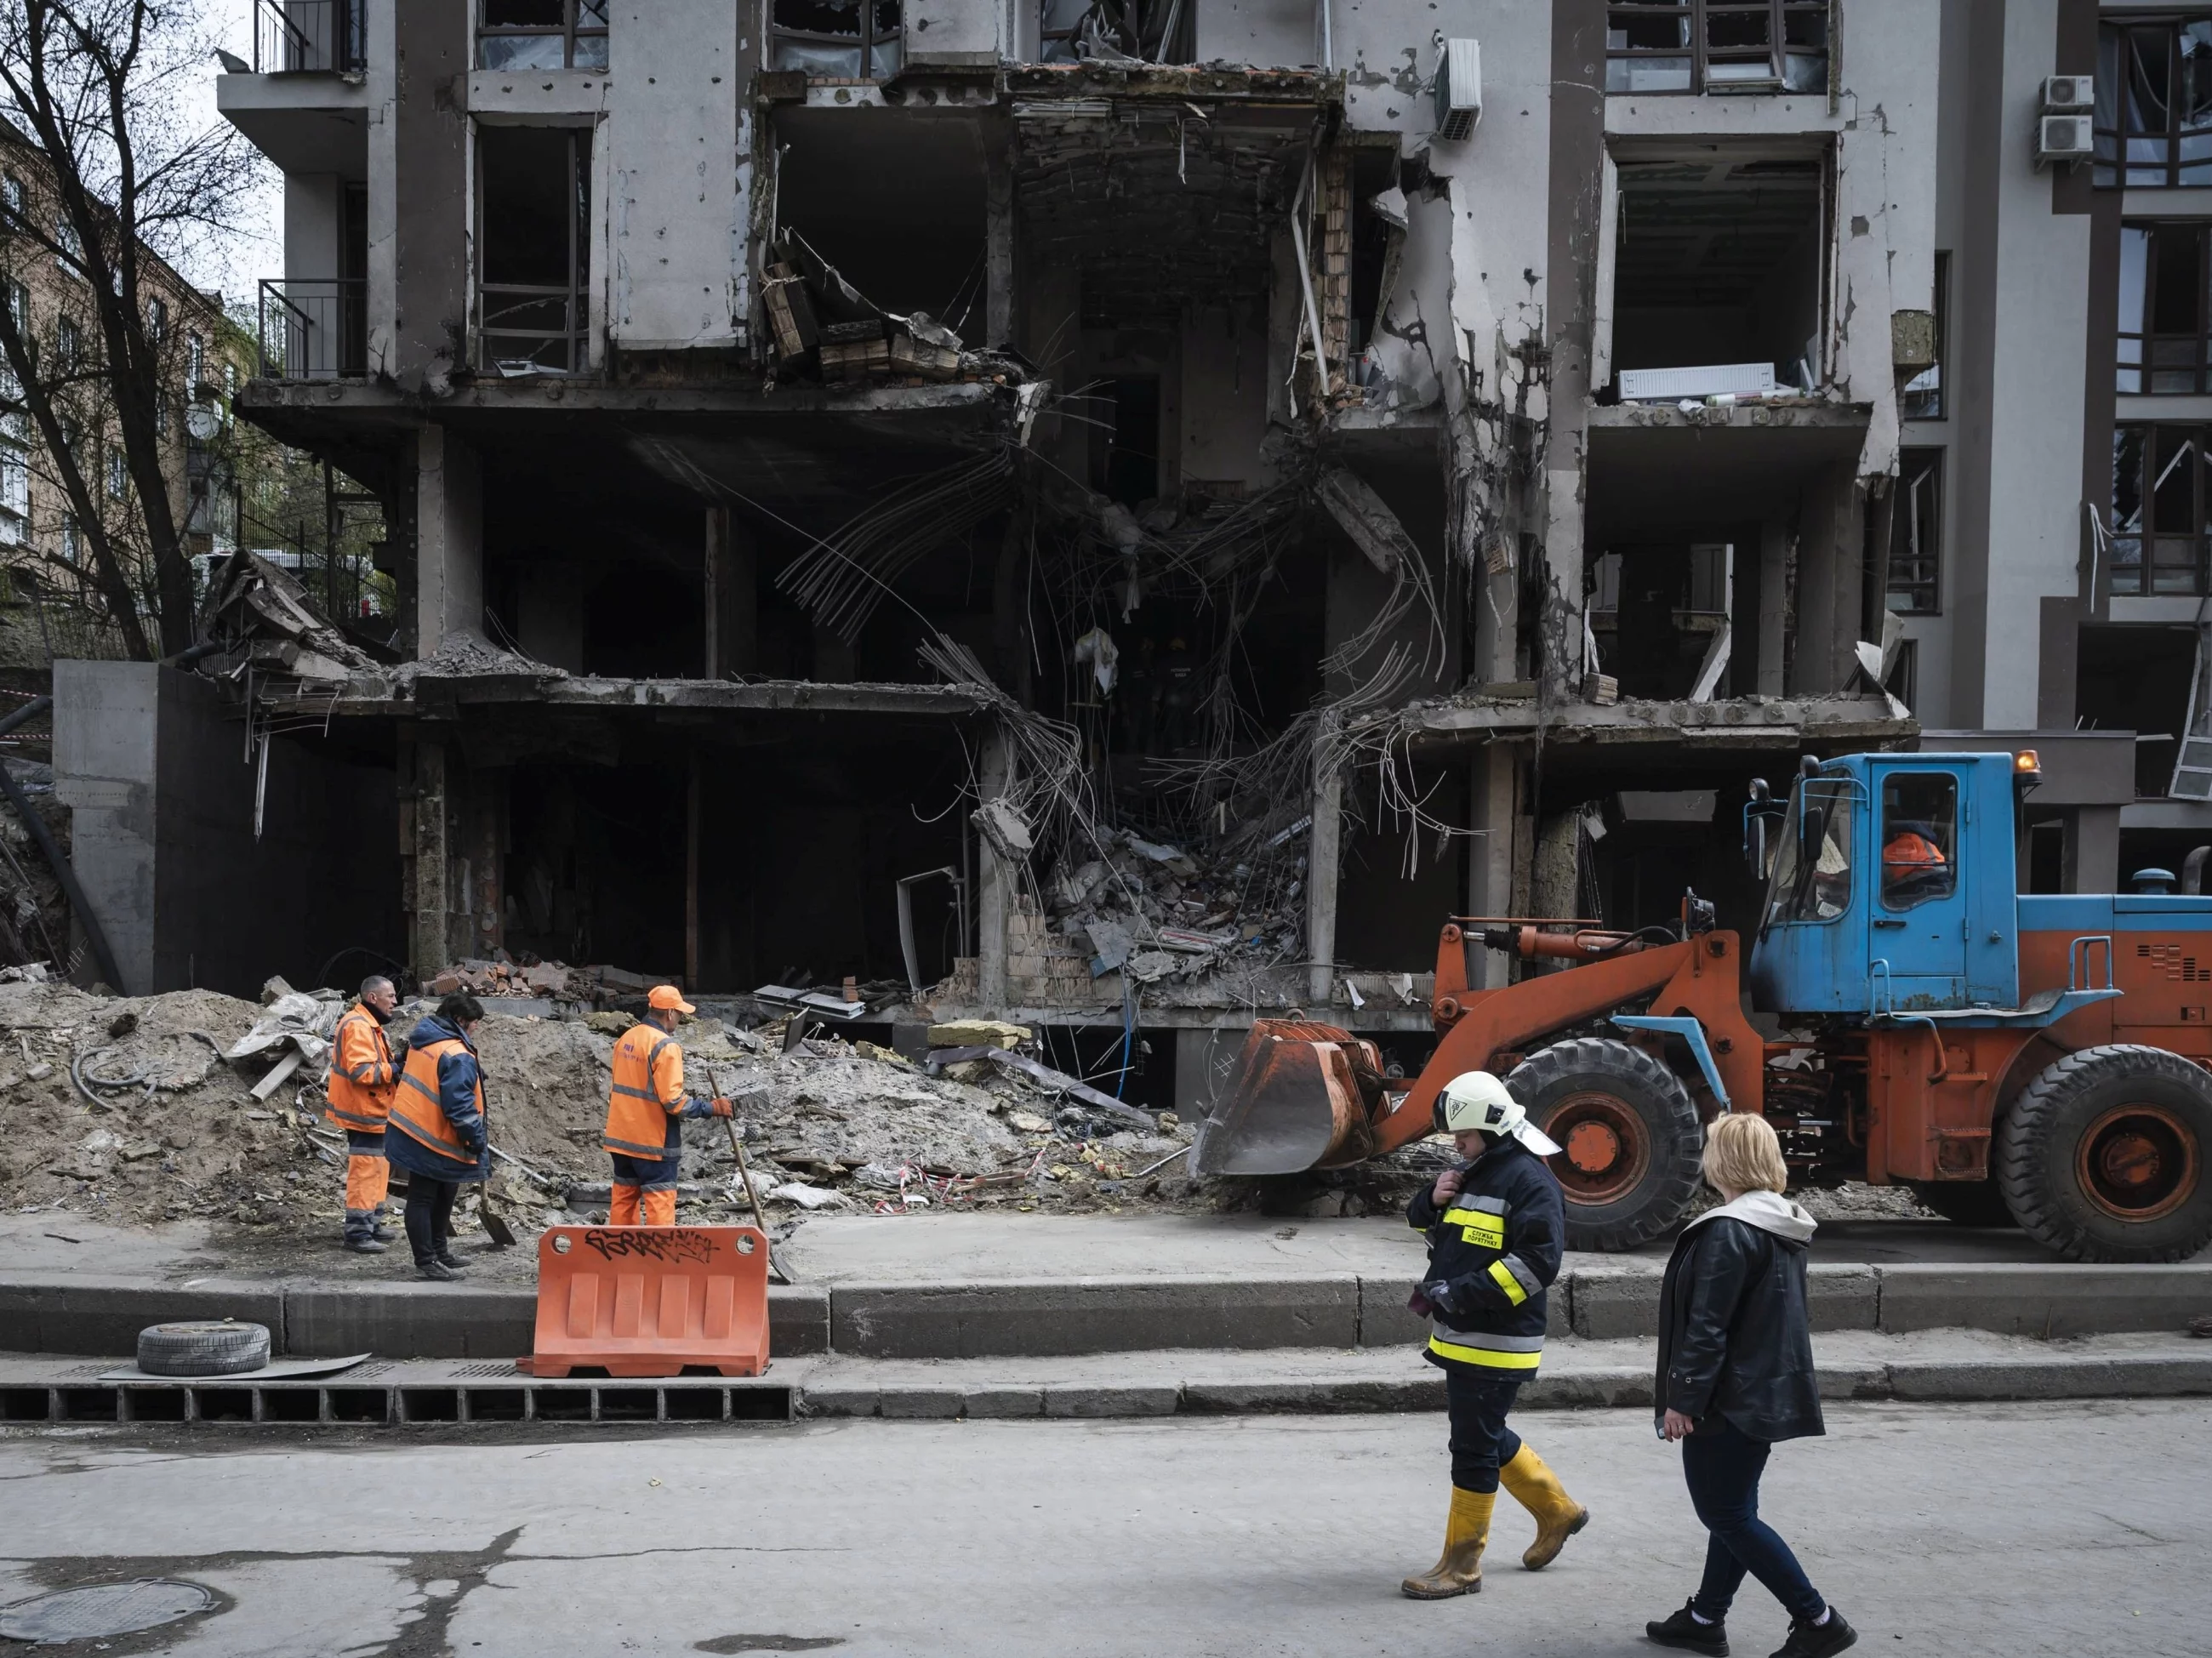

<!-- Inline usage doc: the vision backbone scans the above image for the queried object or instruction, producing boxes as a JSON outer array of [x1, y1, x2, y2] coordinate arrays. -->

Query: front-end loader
[[1189, 749, 2212, 1262]]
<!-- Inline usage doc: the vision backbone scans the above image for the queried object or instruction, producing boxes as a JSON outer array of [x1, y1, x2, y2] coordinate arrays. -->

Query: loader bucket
[[1189, 1020, 1383, 1176]]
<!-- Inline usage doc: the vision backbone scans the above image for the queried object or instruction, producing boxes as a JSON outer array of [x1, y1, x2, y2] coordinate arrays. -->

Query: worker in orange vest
[[325, 974, 400, 1254], [603, 984, 733, 1226], [387, 992, 491, 1280], [1881, 828, 1949, 903]]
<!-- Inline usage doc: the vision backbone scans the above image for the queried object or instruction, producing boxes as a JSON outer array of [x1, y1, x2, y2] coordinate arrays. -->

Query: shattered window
[[1901, 251, 1947, 419], [772, 0, 903, 81], [2097, 19, 2212, 187], [479, 0, 609, 71], [2118, 222, 2210, 394], [1605, 1, 1827, 95], [2112, 423, 2212, 595], [1037, 0, 1194, 66], [477, 127, 593, 374], [1885, 451, 1941, 617]]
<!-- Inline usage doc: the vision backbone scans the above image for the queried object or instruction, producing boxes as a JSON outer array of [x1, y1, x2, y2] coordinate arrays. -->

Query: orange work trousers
[[609, 1184, 676, 1227]]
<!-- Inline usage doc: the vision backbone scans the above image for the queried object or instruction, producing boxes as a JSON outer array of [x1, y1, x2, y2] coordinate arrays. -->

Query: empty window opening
[[1097, 378, 1161, 507], [2077, 623, 2200, 799], [1038, 0, 1194, 66], [772, 0, 902, 79], [772, 112, 984, 325], [1610, 157, 1824, 388], [1885, 450, 1942, 616], [480, 0, 609, 71], [2096, 18, 2212, 188], [1588, 542, 1733, 699], [2119, 223, 2210, 395], [1901, 250, 1947, 419], [1606, 1, 1829, 96], [477, 126, 591, 374], [579, 567, 704, 679], [2111, 424, 2211, 595]]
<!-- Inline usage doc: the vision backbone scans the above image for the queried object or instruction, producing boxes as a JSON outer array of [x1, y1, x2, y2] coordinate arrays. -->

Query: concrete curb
[[803, 1351, 2212, 1420], [2, 1261, 2206, 1361]]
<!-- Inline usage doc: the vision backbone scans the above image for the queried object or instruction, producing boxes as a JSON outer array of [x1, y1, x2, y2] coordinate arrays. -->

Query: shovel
[[721, 1114, 792, 1285]]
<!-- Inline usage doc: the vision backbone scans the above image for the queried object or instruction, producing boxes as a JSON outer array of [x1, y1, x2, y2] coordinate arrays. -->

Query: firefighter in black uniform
[[1401, 1070, 1590, 1599]]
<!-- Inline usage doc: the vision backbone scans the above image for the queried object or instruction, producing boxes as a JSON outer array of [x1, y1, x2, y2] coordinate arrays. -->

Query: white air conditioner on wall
[[1434, 39, 1480, 142], [2041, 74, 2094, 113], [2035, 113, 2093, 168]]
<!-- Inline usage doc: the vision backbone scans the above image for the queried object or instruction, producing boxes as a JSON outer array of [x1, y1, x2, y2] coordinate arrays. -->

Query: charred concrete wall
[[54, 664, 402, 998]]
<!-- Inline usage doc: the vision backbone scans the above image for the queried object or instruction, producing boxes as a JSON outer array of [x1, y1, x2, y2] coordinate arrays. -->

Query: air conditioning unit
[[2035, 112, 2094, 168], [1434, 39, 1480, 142], [2041, 74, 2095, 113]]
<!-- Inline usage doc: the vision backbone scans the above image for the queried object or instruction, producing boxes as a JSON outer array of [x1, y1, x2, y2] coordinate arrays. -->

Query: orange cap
[[647, 984, 696, 1014]]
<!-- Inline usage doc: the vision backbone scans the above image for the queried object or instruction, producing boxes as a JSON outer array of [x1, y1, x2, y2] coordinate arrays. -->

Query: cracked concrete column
[[976, 723, 1016, 1009], [1465, 744, 1517, 989], [415, 424, 482, 659], [1305, 724, 1343, 1006], [408, 735, 453, 978]]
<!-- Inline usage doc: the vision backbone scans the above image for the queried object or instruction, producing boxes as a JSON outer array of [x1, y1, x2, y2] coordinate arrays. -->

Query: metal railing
[[479, 283, 586, 374], [254, 0, 364, 74], [256, 278, 368, 380]]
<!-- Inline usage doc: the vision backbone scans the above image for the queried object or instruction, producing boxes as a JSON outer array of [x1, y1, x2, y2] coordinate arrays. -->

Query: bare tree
[[0, 0, 264, 658]]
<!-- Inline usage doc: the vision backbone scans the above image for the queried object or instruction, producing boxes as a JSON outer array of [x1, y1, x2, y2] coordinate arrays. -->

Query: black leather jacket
[[1655, 1213, 1824, 1443]]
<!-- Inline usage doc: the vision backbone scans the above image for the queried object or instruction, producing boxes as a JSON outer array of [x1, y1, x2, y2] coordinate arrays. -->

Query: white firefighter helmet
[[1434, 1070, 1562, 1156]]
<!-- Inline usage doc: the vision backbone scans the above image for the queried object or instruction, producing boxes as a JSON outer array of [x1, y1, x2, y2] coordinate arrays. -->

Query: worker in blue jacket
[[1400, 1071, 1588, 1599], [385, 993, 491, 1281]]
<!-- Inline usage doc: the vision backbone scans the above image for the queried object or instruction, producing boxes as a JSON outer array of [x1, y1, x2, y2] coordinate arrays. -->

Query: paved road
[[0, 1400, 2203, 1656]]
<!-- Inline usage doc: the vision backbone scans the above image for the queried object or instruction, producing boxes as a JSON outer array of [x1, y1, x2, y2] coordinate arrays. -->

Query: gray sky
[[177, 0, 282, 304]]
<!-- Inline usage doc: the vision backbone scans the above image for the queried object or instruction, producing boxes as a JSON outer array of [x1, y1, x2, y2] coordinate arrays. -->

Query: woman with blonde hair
[[1645, 1113, 1856, 1658]]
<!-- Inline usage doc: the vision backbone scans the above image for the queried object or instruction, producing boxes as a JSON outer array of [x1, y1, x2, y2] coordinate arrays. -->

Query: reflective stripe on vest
[[1442, 1199, 1508, 1251], [602, 1026, 683, 1159], [390, 1036, 482, 1165], [1428, 1325, 1545, 1370], [324, 1006, 393, 1132]]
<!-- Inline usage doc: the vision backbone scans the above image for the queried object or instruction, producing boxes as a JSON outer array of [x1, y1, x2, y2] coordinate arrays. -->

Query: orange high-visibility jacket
[[325, 1005, 396, 1132], [602, 1023, 698, 1159], [1882, 830, 1947, 877], [391, 1034, 487, 1168]]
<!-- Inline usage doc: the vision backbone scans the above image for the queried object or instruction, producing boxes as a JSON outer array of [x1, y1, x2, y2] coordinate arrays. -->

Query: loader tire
[[136, 1320, 270, 1378], [1504, 1039, 1702, 1251], [1996, 1045, 2212, 1262]]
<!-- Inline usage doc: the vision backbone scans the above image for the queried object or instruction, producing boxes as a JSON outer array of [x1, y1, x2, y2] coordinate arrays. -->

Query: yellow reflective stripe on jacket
[[1487, 1257, 1531, 1306], [1428, 1333, 1543, 1370], [1445, 1206, 1507, 1249]]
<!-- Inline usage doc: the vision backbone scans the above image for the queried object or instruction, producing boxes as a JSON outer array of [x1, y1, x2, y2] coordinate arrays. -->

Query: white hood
[[1686, 1188, 1817, 1245]]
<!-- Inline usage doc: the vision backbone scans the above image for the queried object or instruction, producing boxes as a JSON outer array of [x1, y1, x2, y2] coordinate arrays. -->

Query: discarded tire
[[1998, 1044, 2212, 1263], [136, 1320, 271, 1377], [1505, 1038, 1702, 1251]]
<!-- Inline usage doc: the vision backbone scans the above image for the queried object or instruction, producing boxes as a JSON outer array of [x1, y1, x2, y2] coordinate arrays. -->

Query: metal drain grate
[[448, 1361, 523, 1378], [0, 1579, 214, 1642]]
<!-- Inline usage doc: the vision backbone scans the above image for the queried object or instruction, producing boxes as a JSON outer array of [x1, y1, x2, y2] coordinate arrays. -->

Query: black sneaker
[[417, 1258, 459, 1281], [434, 1250, 469, 1273], [1770, 1609, 1856, 1658], [1647, 1599, 1729, 1655], [343, 1235, 388, 1254]]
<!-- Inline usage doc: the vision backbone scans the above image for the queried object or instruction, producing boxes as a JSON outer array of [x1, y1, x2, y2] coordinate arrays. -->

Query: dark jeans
[[403, 1175, 459, 1267], [1682, 1415, 1825, 1622], [1444, 1368, 1524, 1494]]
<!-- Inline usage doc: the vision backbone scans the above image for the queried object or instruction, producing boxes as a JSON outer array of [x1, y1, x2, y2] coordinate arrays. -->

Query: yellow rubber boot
[[1499, 1444, 1589, 1570], [1400, 1487, 1494, 1599]]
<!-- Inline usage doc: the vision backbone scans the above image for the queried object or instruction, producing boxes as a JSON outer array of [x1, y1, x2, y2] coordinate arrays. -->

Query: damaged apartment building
[[53, 0, 1963, 1110]]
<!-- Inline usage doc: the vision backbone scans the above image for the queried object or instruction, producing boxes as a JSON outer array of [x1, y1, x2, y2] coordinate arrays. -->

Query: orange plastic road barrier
[[518, 1224, 770, 1378]]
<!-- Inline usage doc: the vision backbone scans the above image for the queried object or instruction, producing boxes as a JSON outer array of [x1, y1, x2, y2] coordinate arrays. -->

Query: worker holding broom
[[1400, 1070, 1589, 1599], [602, 985, 734, 1226]]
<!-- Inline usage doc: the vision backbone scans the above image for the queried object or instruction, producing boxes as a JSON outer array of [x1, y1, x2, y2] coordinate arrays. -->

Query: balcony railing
[[257, 278, 367, 380], [254, 0, 365, 74]]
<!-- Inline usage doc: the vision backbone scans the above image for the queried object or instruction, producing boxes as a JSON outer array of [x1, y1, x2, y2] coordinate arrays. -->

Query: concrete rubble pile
[[0, 980, 1222, 1246]]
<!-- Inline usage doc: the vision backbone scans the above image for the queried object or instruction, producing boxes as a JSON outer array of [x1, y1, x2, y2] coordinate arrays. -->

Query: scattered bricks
[[428, 971, 463, 994], [926, 1020, 1030, 1051]]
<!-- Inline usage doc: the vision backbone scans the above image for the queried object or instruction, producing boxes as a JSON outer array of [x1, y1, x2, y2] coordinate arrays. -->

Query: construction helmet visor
[[1434, 1070, 1563, 1157]]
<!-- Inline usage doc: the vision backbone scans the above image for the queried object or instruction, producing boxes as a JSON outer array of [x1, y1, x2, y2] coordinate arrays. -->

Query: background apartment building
[[56, 0, 1992, 1101]]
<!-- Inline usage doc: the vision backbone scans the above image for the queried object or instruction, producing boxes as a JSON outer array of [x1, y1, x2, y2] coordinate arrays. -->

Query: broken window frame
[[2112, 422, 2212, 595], [475, 127, 593, 376], [770, 0, 904, 82], [477, 0, 609, 72], [1885, 450, 1942, 617], [1037, 0, 1196, 66], [1605, 1, 1830, 96], [1901, 250, 1947, 419], [2095, 17, 2212, 188], [2119, 220, 2212, 394]]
